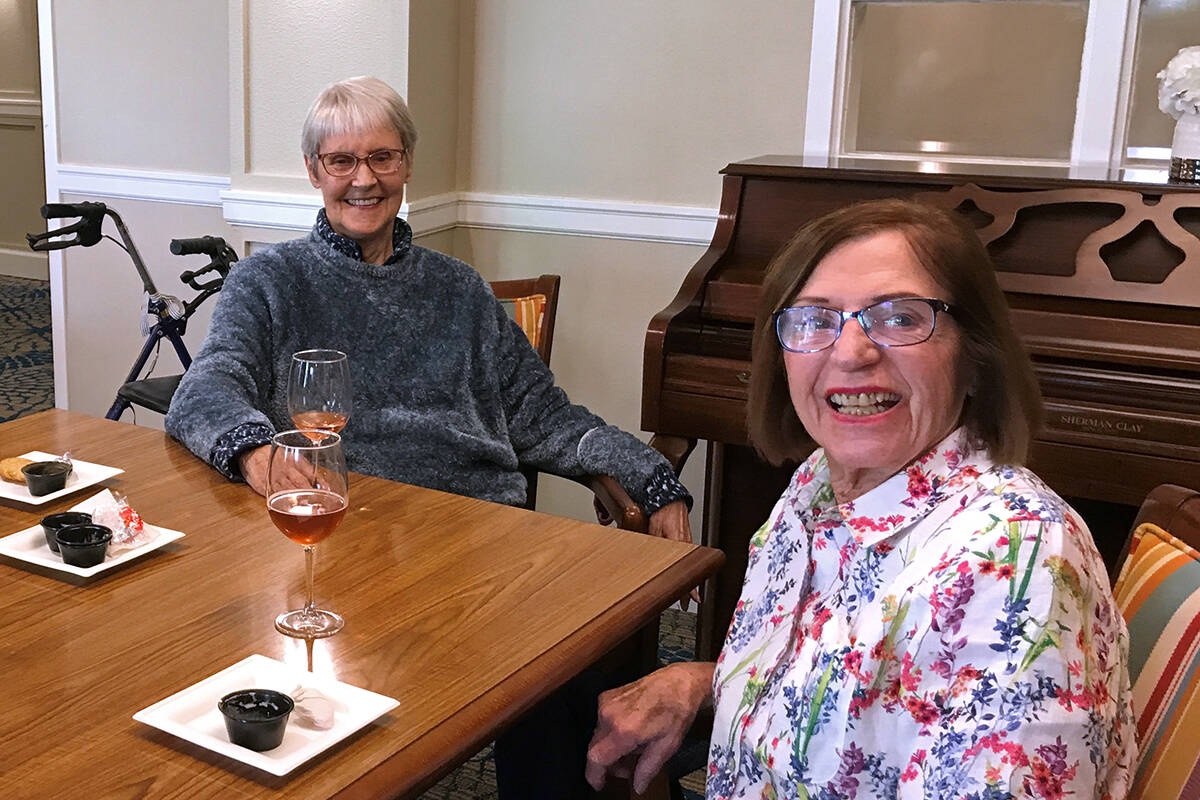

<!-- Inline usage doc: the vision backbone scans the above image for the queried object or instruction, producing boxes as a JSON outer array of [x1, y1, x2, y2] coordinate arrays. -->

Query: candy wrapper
[[86, 489, 155, 555], [289, 685, 336, 730]]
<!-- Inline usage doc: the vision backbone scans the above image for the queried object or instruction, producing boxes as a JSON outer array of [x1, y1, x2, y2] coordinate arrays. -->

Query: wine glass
[[267, 429, 348, 639], [288, 349, 352, 437]]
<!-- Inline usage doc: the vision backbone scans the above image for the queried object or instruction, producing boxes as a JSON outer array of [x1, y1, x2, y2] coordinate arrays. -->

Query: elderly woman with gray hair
[[165, 76, 691, 798]]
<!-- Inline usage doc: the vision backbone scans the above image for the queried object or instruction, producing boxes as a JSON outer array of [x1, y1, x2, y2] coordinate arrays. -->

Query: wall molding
[[219, 187, 321, 229], [408, 193, 460, 236], [56, 164, 230, 206], [50, 164, 718, 245], [457, 192, 716, 245], [0, 246, 49, 281], [0, 96, 41, 118]]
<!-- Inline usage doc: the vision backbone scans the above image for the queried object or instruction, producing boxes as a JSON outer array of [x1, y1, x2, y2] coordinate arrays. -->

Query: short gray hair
[[300, 76, 418, 159]]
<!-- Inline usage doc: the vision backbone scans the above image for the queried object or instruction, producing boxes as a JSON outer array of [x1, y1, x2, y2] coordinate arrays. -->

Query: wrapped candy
[[289, 685, 336, 730], [88, 489, 153, 555]]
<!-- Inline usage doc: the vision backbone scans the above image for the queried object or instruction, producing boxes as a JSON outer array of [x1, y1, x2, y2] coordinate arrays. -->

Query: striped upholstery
[[1113, 522, 1200, 799], [498, 294, 547, 350]]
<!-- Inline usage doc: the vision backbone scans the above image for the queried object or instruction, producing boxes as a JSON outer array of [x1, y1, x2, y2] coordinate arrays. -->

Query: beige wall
[[1, 0, 47, 280], [232, 0, 411, 195], [54, 0, 229, 172], [465, 0, 813, 206], [407, 0, 463, 200]]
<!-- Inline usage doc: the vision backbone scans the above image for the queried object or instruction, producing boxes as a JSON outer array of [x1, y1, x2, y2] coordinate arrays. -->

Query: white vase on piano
[[1170, 114, 1200, 183]]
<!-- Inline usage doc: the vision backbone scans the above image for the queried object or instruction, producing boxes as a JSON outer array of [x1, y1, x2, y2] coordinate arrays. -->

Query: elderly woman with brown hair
[[586, 199, 1136, 799]]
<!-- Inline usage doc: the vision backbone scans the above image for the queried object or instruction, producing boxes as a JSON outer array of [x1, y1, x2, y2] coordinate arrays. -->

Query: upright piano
[[644, 156, 1200, 660]]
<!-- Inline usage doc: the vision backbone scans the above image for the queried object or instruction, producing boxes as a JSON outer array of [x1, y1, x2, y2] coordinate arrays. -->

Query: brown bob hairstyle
[[747, 198, 1042, 467]]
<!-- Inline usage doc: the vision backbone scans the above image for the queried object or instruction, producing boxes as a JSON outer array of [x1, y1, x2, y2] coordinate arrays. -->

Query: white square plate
[[133, 654, 399, 776], [0, 451, 124, 505], [0, 491, 184, 577]]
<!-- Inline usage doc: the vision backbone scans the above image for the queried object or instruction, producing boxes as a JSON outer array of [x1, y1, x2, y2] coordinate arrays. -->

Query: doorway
[[0, 0, 53, 420]]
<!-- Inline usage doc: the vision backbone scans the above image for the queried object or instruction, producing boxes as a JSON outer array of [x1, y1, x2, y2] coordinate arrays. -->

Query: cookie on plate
[[0, 457, 34, 483]]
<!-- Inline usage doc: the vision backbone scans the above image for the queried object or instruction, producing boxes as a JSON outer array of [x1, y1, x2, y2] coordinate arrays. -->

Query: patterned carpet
[[421, 608, 706, 799], [0, 275, 54, 421]]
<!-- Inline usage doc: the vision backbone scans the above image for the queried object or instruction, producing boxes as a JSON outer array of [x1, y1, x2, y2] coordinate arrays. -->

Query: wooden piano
[[644, 156, 1200, 660]]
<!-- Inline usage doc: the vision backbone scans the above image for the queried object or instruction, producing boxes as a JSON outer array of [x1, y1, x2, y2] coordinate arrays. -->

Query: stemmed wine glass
[[289, 349, 352, 437], [267, 429, 349, 639]]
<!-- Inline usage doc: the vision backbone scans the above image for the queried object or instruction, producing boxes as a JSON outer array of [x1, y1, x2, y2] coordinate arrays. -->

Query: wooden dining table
[[0, 410, 723, 798]]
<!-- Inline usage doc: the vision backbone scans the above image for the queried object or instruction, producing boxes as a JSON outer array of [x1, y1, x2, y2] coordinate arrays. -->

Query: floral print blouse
[[708, 428, 1135, 800]]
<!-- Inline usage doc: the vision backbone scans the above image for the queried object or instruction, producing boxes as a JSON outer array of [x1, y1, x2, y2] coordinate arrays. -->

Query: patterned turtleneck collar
[[314, 208, 413, 265]]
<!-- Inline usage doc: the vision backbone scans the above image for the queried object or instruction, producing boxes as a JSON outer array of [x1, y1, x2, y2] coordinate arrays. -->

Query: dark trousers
[[494, 662, 637, 800]]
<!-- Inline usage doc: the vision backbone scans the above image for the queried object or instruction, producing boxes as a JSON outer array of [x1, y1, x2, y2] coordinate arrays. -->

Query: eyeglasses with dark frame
[[774, 297, 955, 353], [316, 148, 407, 178]]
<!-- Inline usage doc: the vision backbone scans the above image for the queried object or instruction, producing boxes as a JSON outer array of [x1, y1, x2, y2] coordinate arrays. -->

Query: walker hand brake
[[26, 202, 107, 250]]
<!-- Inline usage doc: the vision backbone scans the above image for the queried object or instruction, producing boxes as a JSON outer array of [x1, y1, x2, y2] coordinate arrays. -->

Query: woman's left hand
[[586, 661, 716, 794]]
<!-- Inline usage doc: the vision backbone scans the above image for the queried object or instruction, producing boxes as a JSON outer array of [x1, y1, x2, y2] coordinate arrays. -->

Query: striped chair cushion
[[1113, 522, 1200, 799], [498, 294, 547, 350]]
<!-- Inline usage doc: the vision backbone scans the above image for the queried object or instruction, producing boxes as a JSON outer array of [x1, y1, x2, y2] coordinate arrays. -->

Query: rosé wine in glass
[[267, 429, 348, 639], [289, 350, 352, 439], [267, 488, 347, 546]]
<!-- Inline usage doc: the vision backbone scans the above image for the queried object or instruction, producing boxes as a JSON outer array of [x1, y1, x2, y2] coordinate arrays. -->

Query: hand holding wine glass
[[289, 349, 352, 436], [268, 429, 348, 638]]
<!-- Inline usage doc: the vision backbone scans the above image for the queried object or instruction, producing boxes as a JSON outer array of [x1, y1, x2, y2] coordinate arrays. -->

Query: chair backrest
[[490, 274, 561, 511], [491, 274, 561, 367], [1111, 484, 1200, 800]]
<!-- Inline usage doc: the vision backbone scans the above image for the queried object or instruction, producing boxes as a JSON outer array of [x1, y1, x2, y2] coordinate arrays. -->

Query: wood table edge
[[331, 545, 725, 799]]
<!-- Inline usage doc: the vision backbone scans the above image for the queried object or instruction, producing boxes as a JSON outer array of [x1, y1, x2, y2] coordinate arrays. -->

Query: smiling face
[[783, 229, 967, 500], [306, 125, 412, 264]]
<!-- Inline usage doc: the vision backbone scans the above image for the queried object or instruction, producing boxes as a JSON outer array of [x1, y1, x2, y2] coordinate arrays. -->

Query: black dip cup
[[56, 523, 112, 568], [218, 689, 294, 751], [21, 461, 72, 496], [40, 511, 92, 553]]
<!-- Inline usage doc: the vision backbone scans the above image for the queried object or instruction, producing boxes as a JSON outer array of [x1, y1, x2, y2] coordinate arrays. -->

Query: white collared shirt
[[708, 428, 1135, 800]]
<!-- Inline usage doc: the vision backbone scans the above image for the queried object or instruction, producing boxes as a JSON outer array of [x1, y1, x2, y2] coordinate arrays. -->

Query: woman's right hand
[[237, 445, 271, 496], [585, 661, 716, 795]]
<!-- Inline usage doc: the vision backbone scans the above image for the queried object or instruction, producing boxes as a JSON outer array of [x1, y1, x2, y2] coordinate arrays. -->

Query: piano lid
[[727, 154, 1186, 187], [694, 156, 1200, 316]]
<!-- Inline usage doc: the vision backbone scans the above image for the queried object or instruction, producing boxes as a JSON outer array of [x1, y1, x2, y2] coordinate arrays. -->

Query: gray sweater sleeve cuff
[[576, 426, 693, 516], [210, 423, 275, 481], [639, 463, 692, 516]]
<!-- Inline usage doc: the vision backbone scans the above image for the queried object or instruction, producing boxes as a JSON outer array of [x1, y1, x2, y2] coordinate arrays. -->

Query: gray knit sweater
[[165, 216, 688, 513]]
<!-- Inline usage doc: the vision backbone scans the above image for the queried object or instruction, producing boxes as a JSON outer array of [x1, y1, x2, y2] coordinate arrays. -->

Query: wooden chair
[[491, 274, 560, 511], [1110, 484, 1200, 799], [491, 274, 560, 368]]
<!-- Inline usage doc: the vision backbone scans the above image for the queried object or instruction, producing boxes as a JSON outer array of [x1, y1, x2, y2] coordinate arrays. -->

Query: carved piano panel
[[644, 157, 1200, 660]]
